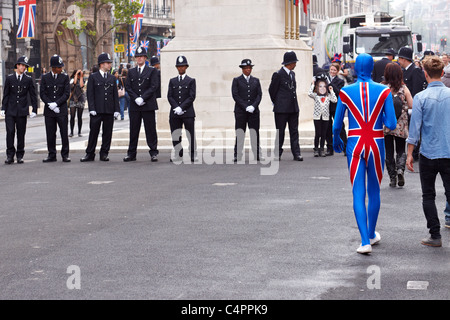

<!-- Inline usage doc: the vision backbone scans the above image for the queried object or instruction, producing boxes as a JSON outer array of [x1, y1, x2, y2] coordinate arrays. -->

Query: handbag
[[118, 77, 125, 97]]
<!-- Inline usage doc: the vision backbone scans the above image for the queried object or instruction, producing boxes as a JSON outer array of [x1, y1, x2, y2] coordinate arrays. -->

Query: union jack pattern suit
[[333, 53, 397, 247]]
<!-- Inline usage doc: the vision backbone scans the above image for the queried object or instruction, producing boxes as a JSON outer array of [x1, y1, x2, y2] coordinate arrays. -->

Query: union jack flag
[[127, 42, 137, 57], [140, 40, 149, 49], [339, 83, 391, 186], [131, 0, 145, 44], [16, 0, 37, 39]]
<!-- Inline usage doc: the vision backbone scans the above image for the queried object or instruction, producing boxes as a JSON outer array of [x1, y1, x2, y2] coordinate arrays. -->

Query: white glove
[[173, 107, 184, 115], [246, 106, 255, 113], [90, 111, 97, 116], [30, 112, 37, 118], [135, 97, 145, 106], [0, 110, 5, 117], [48, 102, 58, 110], [114, 112, 120, 118], [53, 107, 60, 114]]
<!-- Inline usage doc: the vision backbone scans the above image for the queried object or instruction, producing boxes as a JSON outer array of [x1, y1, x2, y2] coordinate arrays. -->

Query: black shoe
[[326, 149, 334, 156], [78, 134, 83, 137], [293, 155, 303, 161], [389, 176, 397, 188], [100, 156, 109, 162], [123, 156, 136, 162], [62, 157, 71, 163], [313, 149, 319, 157], [43, 157, 57, 163], [5, 158, 14, 164], [151, 155, 158, 162], [17, 158, 24, 164], [69, 133, 73, 137], [80, 155, 95, 162], [397, 172, 405, 187]]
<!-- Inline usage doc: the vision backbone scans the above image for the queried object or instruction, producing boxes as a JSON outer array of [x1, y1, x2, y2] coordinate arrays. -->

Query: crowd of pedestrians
[[1, 46, 449, 251]]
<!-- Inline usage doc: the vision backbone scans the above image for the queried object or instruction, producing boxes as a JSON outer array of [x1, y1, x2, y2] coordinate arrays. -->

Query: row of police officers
[[2, 49, 304, 164]]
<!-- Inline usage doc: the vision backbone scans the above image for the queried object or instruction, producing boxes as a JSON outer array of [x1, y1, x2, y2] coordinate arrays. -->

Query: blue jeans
[[445, 201, 450, 222], [119, 96, 126, 120]]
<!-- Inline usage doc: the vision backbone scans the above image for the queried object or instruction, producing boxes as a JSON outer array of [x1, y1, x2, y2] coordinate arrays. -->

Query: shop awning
[[147, 35, 168, 41]]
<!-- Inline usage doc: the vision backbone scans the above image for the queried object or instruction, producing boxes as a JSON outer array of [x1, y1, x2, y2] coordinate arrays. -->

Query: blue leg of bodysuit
[[351, 157, 370, 246], [349, 152, 383, 246]]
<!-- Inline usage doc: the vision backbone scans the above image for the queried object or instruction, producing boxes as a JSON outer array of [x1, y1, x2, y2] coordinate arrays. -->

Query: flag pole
[[12, 0, 17, 64], [285, 0, 289, 39], [295, 2, 299, 40], [290, 0, 294, 39]]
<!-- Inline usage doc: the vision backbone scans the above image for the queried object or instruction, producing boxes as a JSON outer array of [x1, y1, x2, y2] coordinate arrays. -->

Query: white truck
[[313, 12, 422, 74]]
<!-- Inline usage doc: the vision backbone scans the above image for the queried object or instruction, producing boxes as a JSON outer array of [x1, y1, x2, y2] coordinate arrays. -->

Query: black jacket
[[1, 73, 38, 116], [167, 75, 196, 118], [40, 72, 71, 117], [125, 65, 159, 111], [328, 75, 345, 114], [372, 57, 392, 83], [231, 75, 262, 114], [86, 72, 120, 114], [268, 68, 299, 113], [403, 64, 426, 97]]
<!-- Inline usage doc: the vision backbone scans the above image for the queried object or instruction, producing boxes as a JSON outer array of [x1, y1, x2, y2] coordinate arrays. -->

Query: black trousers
[[419, 155, 450, 239], [69, 107, 84, 135], [274, 112, 301, 158], [127, 110, 158, 157], [326, 106, 347, 151], [234, 112, 260, 159], [85, 113, 114, 158], [5, 115, 27, 159], [384, 135, 406, 178], [45, 115, 69, 158], [169, 117, 196, 159], [313, 118, 328, 150]]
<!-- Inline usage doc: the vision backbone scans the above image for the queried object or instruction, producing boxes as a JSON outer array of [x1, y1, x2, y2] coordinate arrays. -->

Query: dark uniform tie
[[179, 75, 182, 82]]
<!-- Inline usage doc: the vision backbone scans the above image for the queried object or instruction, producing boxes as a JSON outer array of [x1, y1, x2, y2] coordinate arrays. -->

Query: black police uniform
[[232, 59, 262, 161], [82, 53, 120, 161], [1, 56, 38, 163], [40, 55, 71, 162], [167, 56, 197, 161], [150, 56, 161, 99], [124, 47, 159, 161], [268, 51, 302, 160], [398, 47, 426, 98]]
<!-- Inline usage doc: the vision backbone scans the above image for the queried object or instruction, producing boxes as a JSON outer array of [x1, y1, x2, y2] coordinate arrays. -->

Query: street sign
[[114, 44, 125, 53]]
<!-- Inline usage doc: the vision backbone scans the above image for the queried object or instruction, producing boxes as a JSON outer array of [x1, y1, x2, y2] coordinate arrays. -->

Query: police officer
[[372, 48, 396, 83], [268, 51, 303, 161], [40, 55, 71, 162], [167, 55, 197, 162], [397, 47, 426, 98], [123, 47, 159, 162], [81, 53, 120, 162], [150, 55, 161, 99], [232, 59, 263, 162], [1, 56, 38, 164]]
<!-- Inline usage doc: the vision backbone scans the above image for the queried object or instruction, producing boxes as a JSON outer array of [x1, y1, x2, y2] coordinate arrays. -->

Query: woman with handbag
[[69, 69, 86, 137], [115, 70, 126, 120], [382, 63, 413, 188]]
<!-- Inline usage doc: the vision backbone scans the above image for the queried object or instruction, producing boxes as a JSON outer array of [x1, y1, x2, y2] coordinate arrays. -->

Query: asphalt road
[[0, 115, 448, 301]]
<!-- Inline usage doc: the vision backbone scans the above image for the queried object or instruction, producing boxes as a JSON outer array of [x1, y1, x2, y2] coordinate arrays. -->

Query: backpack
[[392, 94, 403, 119]]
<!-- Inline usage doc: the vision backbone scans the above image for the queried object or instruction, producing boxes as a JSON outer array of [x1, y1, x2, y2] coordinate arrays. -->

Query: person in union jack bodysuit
[[333, 53, 397, 254]]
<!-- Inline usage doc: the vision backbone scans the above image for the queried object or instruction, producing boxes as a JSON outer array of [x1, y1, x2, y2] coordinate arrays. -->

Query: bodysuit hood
[[354, 53, 374, 82]]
